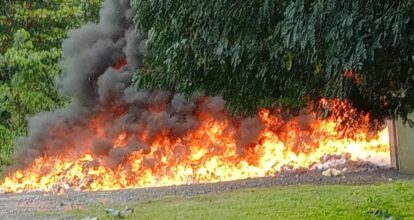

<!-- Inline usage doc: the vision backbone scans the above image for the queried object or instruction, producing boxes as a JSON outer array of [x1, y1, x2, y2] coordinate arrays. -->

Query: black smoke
[[11, 0, 264, 169]]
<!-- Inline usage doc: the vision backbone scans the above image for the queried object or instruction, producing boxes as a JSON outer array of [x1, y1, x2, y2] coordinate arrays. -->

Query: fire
[[0, 99, 390, 193]]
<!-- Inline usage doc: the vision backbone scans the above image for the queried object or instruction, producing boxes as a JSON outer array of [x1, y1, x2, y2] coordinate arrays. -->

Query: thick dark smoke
[[11, 0, 265, 169]]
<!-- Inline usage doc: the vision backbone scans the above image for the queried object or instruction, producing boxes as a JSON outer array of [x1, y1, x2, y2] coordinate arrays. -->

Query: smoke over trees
[[0, 0, 412, 166], [131, 0, 414, 124], [9, 0, 261, 169], [0, 0, 395, 192]]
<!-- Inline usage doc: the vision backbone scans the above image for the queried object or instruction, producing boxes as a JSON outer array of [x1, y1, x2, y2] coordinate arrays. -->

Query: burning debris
[[0, 0, 391, 193], [322, 168, 344, 177]]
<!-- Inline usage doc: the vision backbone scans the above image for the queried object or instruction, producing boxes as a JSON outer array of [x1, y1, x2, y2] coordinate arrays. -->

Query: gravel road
[[0, 168, 412, 220]]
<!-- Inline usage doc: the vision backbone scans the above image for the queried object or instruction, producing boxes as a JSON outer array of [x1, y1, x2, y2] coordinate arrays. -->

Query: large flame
[[0, 99, 390, 193]]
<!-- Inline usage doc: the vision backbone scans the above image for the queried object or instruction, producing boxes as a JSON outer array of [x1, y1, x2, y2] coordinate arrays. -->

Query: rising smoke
[[12, 0, 264, 168]]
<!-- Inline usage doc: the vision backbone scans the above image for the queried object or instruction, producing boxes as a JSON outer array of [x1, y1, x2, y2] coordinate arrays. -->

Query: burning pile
[[1, 99, 390, 193], [0, 0, 390, 193]]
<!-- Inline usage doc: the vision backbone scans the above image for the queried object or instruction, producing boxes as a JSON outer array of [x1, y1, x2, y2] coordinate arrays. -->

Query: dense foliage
[[132, 0, 414, 123], [0, 0, 102, 165]]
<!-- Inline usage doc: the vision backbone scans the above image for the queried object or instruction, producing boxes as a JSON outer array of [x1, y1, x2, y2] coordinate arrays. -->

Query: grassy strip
[[70, 180, 414, 220]]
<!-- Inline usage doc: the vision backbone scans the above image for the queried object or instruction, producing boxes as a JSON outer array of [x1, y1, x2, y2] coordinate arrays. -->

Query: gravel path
[[0, 169, 412, 220]]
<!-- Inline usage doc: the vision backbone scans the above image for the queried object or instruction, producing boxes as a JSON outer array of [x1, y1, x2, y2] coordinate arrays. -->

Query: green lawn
[[71, 180, 414, 220]]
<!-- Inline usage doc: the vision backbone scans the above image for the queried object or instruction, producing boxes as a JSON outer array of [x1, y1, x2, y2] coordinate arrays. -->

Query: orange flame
[[0, 99, 390, 193]]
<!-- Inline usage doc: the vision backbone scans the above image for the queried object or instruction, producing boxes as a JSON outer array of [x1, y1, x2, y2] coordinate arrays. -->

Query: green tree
[[132, 0, 414, 123], [0, 0, 101, 52], [0, 0, 102, 165]]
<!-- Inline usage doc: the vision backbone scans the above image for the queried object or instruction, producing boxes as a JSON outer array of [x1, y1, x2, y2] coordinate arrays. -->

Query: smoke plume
[[11, 0, 265, 169], [6, 1, 390, 189]]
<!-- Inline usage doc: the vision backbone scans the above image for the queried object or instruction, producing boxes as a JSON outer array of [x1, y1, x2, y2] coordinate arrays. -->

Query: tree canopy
[[0, 0, 102, 164], [131, 0, 414, 124]]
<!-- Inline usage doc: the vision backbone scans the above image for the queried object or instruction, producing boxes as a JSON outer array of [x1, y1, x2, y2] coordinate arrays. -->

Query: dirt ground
[[0, 168, 412, 220]]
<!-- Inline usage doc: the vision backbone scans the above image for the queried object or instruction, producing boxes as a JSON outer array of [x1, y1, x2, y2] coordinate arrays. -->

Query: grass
[[69, 180, 414, 220]]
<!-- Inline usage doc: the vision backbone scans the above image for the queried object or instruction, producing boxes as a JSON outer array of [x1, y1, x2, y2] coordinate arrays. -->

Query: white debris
[[81, 217, 99, 220], [104, 206, 134, 218], [122, 206, 135, 217], [322, 168, 343, 177]]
